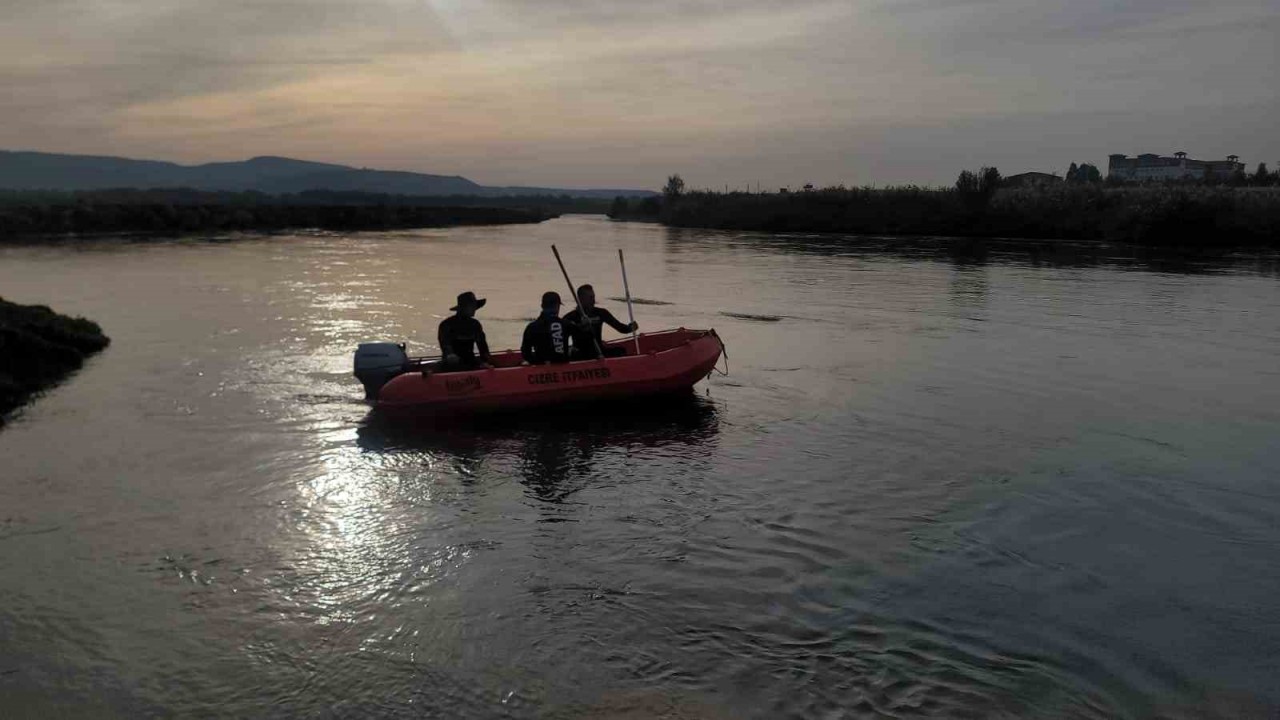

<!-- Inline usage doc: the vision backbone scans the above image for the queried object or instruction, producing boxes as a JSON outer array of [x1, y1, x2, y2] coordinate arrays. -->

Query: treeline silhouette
[[1, 297, 110, 420], [610, 171, 1280, 246], [1065, 163, 1103, 184], [0, 188, 591, 236]]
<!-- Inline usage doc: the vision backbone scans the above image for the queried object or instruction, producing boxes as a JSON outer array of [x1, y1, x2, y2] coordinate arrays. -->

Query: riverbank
[[0, 298, 109, 421], [612, 185, 1280, 246], [0, 189, 558, 237]]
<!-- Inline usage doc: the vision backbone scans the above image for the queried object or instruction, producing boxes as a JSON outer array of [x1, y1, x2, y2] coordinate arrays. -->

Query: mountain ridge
[[0, 150, 656, 198]]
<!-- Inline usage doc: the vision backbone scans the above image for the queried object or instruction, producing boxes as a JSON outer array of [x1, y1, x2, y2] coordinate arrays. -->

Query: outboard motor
[[353, 342, 409, 400]]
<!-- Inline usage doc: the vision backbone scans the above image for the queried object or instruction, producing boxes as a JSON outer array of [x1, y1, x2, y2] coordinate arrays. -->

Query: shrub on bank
[[0, 200, 554, 237], [0, 297, 110, 420], [619, 184, 1280, 246], [988, 185, 1280, 245]]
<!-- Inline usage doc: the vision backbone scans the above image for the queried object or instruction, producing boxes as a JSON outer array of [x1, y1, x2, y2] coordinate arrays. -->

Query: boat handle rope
[[710, 330, 730, 377]]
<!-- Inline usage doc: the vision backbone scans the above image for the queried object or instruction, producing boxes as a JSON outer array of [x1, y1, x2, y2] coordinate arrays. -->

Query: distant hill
[[0, 151, 657, 198]]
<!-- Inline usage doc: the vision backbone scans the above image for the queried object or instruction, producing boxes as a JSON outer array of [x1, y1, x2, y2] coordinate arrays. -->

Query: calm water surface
[[2, 216, 1280, 718]]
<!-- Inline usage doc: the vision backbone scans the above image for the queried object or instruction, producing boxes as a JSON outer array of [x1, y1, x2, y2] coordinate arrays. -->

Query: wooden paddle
[[618, 248, 640, 355], [551, 244, 603, 359]]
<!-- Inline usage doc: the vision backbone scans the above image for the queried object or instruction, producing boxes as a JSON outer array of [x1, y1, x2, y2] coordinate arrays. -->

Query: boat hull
[[375, 328, 723, 417]]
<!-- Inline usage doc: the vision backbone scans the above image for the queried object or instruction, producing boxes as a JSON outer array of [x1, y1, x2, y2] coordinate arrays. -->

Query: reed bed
[[613, 185, 1280, 246]]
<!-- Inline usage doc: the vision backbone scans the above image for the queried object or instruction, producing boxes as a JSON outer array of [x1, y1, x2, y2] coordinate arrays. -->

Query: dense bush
[[0, 297, 110, 419], [0, 188, 613, 213], [0, 198, 553, 237], [614, 184, 1280, 246]]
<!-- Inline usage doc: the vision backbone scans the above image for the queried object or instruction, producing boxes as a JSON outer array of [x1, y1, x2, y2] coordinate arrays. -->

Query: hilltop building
[[1108, 152, 1244, 181], [1003, 172, 1063, 188]]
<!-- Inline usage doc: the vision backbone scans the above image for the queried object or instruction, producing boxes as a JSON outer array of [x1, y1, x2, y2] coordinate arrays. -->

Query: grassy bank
[[612, 185, 1280, 246], [0, 189, 560, 237], [0, 298, 110, 420]]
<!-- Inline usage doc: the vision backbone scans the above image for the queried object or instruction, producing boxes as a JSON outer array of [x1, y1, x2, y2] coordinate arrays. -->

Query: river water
[[2, 216, 1279, 718]]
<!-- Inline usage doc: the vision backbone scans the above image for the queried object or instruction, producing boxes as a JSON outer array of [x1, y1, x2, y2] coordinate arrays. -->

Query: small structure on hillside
[[1108, 152, 1244, 181], [1003, 172, 1063, 188]]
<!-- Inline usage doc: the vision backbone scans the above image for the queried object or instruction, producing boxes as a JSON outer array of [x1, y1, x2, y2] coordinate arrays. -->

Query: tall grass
[[0, 297, 110, 419], [614, 185, 1280, 246], [0, 189, 568, 237], [0, 202, 552, 237]]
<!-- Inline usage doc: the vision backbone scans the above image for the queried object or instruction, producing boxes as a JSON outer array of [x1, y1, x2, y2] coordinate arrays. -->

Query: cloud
[[0, 0, 1276, 186], [2, 1, 454, 103]]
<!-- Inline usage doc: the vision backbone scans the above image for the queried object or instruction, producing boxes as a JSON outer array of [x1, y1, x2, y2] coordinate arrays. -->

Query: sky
[[2, 0, 1277, 189]]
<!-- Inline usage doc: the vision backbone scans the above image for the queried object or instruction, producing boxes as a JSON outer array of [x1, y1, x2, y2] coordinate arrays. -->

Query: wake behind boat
[[354, 328, 724, 417]]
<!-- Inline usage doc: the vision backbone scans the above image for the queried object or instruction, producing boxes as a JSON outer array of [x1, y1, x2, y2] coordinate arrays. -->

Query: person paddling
[[521, 291, 571, 365], [437, 291, 492, 371], [563, 284, 638, 359]]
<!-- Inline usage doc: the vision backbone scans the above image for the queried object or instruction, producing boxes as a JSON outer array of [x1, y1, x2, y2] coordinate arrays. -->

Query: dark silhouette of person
[[521, 291, 571, 365], [562, 284, 637, 359], [437, 291, 491, 370]]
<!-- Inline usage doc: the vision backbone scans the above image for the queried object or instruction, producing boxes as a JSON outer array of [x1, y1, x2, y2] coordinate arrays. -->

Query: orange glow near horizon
[[1, 0, 1276, 188]]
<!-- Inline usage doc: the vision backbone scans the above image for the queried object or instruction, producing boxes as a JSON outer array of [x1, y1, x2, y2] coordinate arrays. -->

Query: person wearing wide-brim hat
[[437, 291, 492, 370]]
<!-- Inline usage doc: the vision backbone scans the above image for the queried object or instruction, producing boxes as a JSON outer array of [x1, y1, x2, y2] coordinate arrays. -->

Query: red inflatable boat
[[357, 328, 724, 416]]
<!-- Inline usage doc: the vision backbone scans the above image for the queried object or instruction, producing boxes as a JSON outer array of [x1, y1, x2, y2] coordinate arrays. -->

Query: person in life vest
[[522, 291, 571, 365], [437, 290, 492, 371], [563, 283, 638, 359]]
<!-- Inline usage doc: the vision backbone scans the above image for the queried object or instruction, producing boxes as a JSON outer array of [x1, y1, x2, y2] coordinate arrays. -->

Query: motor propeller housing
[[353, 342, 409, 400]]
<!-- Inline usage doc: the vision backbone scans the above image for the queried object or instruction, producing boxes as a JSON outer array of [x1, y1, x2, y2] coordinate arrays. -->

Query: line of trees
[[608, 169, 1280, 246], [0, 196, 554, 237], [955, 167, 1003, 210], [1184, 163, 1277, 187], [1247, 163, 1276, 187], [1066, 163, 1103, 184], [0, 187, 615, 213], [1114, 163, 1278, 187], [1063, 162, 1280, 187]]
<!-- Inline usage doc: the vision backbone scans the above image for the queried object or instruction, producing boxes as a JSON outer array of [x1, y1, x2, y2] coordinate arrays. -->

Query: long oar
[[551, 244, 603, 358], [618, 248, 640, 355]]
